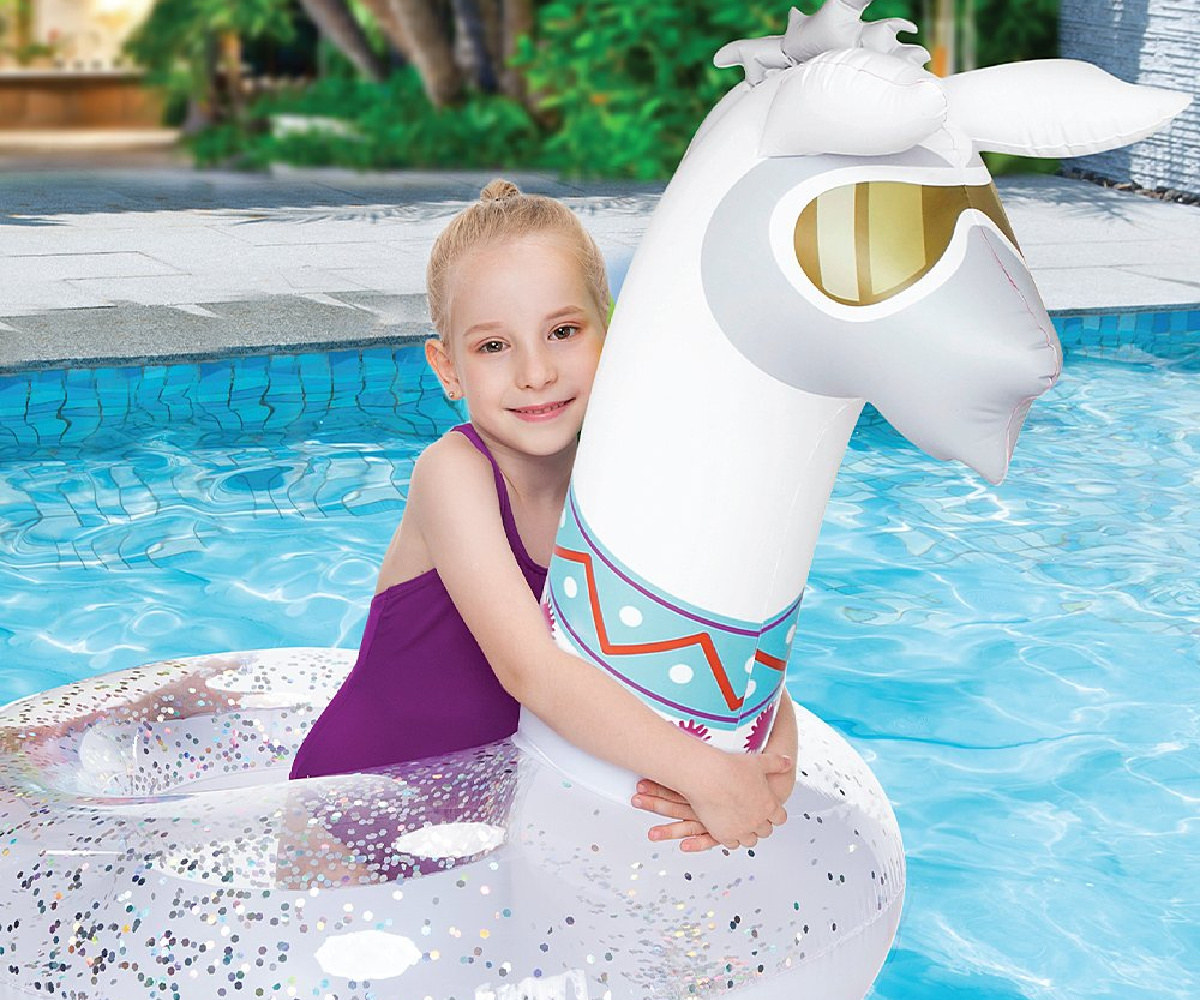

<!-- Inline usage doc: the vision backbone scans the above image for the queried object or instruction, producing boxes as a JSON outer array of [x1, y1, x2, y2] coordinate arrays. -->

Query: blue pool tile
[[197, 361, 234, 403], [230, 360, 270, 400], [0, 378, 30, 417], [329, 350, 364, 386], [262, 397, 306, 431], [267, 352, 301, 382], [0, 419, 35, 449], [63, 368, 97, 394]]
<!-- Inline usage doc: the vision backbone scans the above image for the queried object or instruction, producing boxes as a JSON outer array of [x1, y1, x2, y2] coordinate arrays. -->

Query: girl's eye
[[550, 324, 579, 340], [478, 340, 505, 354]]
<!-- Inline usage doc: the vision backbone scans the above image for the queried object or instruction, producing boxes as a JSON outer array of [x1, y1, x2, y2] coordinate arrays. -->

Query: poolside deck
[[0, 167, 1196, 372]]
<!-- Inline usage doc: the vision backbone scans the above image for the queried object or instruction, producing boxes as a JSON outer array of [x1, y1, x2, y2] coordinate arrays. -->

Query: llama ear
[[941, 59, 1191, 157], [761, 49, 946, 157]]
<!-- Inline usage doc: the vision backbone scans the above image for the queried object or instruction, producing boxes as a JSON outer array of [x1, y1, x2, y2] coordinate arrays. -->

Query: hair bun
[[479, 178, 521, 204]]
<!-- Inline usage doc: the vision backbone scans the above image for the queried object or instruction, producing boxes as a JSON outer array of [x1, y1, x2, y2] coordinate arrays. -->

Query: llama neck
[[569, 82, 864, 624], [573, 271, 863, 624]]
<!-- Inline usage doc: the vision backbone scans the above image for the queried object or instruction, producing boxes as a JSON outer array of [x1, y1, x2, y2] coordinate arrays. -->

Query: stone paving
[[0, 165, 1196, 372]]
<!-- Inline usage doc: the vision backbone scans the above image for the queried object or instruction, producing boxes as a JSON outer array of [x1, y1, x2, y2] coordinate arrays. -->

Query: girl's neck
[[475, 424, 577, 510]]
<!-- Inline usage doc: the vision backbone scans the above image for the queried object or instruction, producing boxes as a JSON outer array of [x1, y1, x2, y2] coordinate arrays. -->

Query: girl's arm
[[634, 689, 800, 850], [409, 436, 790, 849]]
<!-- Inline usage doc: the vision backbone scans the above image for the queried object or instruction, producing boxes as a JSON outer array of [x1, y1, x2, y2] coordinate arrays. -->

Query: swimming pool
[[1, 311, 1197, 1000]]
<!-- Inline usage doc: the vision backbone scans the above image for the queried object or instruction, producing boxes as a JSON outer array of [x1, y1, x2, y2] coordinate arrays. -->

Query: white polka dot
[[786, 625, 796, 645], [668, 663, 693, 684], [746, 680, 756, 698], [562, 575, 578, 598], [618, 605, 643, 627], [744, 655, 756, 674]]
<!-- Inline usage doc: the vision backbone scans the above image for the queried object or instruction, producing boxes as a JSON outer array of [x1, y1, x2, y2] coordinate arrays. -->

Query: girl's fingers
[[680, 833, 720, 852], [635, 779, 687, 804], [647, 819, 707, 842], [761, 753, 794, 774], [632, 793, 698, 821]]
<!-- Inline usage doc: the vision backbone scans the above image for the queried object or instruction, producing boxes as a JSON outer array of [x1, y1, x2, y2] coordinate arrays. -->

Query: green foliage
[[124, 0, 295, 102], [190, 71, 541, 170], [982, 151, 1061, 177], [515, 1, 787, 179], [173, 0, 1063, 179], [514, 0, 945, 179], [974, 0, 1058, 66]]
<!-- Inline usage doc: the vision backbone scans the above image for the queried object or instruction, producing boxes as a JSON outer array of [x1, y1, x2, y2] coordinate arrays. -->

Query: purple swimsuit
[[289, 423, 547, 781]]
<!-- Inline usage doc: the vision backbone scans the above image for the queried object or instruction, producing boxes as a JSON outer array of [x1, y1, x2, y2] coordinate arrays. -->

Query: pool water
[[1, 320, 1197, 1000]]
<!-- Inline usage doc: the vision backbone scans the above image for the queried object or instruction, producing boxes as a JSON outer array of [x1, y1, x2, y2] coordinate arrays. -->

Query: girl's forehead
[[444, 234, 594, 338], [452, 237, 587, 299], [458, 232, 577, 272]]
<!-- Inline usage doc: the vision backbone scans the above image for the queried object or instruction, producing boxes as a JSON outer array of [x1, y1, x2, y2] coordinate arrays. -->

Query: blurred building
[[1061, 0, 1199, 196], [0, 0, 162, 131]]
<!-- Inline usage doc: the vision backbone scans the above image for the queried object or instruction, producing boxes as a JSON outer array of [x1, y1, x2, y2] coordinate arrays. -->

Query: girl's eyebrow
[[462, 320, 505, 338], [543, 306, 587, 322]]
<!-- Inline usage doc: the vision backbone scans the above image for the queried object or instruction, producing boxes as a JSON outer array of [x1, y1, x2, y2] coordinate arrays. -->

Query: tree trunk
[[297, 0, 387, 81], [385, 0, 463, 106], [477, 0, 504, 85], [358, 0, 413, 63], [196, 32, 219, 128], [499, 0, 533, 106], [450, 0, 497, 92], [219, 30, 243, 122]]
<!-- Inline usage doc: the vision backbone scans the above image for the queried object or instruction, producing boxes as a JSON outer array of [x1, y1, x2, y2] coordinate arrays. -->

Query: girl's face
[[427, 234, 606, 459]]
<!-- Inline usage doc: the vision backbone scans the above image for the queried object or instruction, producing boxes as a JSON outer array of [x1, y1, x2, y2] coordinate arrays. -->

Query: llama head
[[701, 1, 1189, 483]]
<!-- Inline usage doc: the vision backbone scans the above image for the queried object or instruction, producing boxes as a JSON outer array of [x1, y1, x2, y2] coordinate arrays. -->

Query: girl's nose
[[517, 345, 557, 390]]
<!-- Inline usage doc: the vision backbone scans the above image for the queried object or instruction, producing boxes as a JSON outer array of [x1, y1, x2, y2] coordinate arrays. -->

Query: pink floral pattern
[[677, 719, 710, 741], [540, 598, 556, 635], [744, 702, 777, 752]]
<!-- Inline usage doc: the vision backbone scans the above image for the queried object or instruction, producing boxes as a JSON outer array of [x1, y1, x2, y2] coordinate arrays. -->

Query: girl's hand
[[670, 752, 792, 851], [632, 779, 717, 852], [632, 754, 799, 852]]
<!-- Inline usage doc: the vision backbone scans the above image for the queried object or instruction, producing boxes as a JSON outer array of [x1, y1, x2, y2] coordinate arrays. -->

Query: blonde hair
[[427, 178, 611, 338]]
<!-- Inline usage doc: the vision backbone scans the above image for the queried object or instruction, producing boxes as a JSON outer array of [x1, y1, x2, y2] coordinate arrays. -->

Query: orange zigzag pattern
[[554, 545, 787, 713]]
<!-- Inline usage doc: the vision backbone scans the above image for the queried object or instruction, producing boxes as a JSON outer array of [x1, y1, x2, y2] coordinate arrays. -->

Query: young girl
[[288, 179, 799, 857]]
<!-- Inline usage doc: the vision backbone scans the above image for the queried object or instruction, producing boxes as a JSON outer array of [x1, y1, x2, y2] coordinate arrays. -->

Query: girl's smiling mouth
[[510, 399, 574, 421]]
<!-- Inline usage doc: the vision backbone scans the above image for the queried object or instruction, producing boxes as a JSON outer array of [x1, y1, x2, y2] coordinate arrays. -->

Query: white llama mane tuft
[[714, 1, 930, 86]]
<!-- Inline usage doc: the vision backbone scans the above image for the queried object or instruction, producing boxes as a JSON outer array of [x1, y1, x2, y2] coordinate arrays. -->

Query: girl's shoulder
[[373, 429, 497, 594], [416, 427, 489, 480], [409, 428, 500, 523]]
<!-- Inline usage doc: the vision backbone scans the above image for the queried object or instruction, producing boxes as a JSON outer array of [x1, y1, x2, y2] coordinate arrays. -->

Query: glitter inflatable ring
[[0, 647, 904, 1000]]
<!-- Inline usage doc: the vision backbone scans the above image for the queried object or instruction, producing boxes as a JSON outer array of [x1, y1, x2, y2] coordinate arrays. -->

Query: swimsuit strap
[[452, 423, 542, 572]]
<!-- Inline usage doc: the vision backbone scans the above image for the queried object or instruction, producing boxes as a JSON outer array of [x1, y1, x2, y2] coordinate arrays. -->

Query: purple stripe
[[569, 493, 801, 637], [765, 597, 802, 631], [736, 676, 785, 726], [552, 591, 743, 726]]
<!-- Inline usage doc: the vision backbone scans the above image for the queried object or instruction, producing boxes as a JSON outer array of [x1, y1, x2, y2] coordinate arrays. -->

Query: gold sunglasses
[[794, 181, 1020, 307]]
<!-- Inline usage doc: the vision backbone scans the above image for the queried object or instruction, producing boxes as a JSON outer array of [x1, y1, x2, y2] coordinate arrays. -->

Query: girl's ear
[[425, 337, 462, 399]]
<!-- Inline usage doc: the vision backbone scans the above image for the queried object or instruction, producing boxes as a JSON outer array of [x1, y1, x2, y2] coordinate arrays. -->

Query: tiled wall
[[0, 312, 1196, 449], [1060, 0, 1199, 195], [1054, 306, 1200, 351], [0, 343, 463, 455]]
